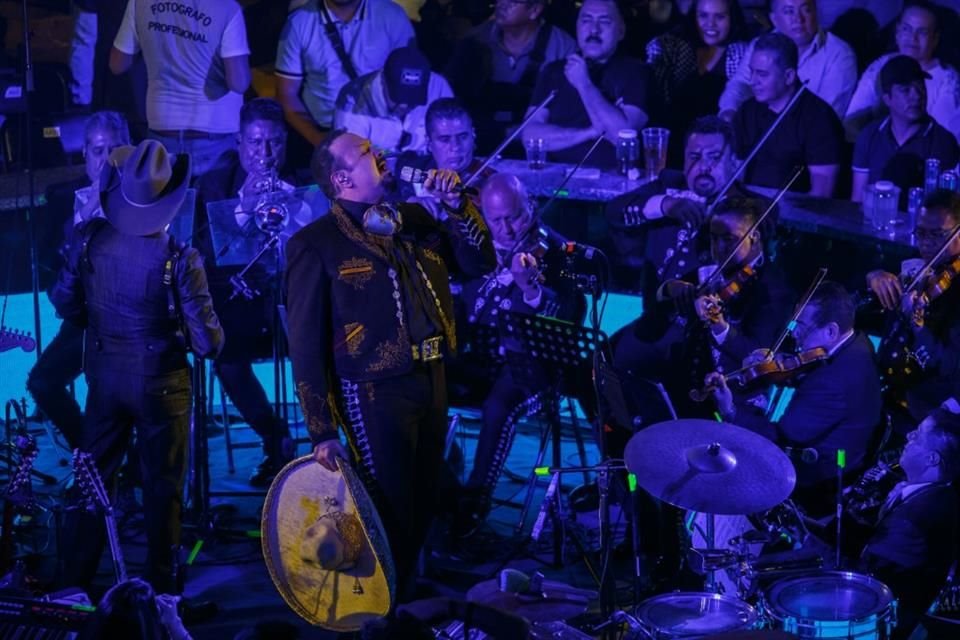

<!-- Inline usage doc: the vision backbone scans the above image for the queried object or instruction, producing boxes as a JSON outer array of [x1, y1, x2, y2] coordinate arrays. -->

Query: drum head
[[635, 592, 757, 636], [766, 572, 895, 622]]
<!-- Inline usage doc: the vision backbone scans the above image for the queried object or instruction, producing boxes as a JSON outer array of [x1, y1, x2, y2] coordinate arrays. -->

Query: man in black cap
[[51, 140, 224, 594], [852, 54, 959, 205], [333, 46, 453, 155]]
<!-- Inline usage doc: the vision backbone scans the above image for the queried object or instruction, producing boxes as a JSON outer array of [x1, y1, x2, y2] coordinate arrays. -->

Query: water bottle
[[907, 186, 924, 231], [616, 129, 639, 179], [870, 181, 898, 232], [940, 170, 958, 192], [925, 158, 941, 195]]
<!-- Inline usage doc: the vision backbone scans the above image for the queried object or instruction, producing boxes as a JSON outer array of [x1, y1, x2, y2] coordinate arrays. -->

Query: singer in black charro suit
[[284, 130, 494, 601]]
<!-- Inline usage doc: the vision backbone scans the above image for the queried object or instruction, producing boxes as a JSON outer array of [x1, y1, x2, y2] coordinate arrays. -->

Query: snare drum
[[763, 571, 897, 638], [635, 592, 758, 638]]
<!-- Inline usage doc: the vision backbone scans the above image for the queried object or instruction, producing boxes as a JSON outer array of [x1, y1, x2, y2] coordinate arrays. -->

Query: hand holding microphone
[[421, 168, 465, 209]]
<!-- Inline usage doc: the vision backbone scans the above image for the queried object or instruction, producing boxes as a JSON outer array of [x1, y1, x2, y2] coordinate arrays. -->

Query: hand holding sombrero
[[261, 455, 395, 631]]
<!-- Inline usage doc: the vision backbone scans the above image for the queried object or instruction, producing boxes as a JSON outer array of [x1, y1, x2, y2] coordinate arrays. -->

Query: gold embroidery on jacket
[[343, 322, 366, 356], [337, 257, 375, 290], [366, 327, 410, 373], [296, 381, 337, 439]]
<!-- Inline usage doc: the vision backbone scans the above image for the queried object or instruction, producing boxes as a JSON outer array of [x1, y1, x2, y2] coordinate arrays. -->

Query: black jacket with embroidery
[[285, 199, 494, 445]]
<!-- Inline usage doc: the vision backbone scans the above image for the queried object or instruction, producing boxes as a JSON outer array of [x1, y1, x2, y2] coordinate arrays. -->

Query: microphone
[[562, 240, 598, 260], [397, 166, 476, 195]]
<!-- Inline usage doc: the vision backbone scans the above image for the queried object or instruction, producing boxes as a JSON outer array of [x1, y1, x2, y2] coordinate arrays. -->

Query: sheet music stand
[[497, 310, 607, 565]]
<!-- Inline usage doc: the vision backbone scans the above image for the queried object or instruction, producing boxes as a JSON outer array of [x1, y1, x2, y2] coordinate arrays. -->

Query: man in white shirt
[[333, 46, 451, 155], [718, 0, 857, 120], [274, 0, 414, 150], [110, 0, 251, 179], [844, 2, 960, 142]]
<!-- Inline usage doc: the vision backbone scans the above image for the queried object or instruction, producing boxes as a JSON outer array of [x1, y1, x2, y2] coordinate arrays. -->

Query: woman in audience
[[646, 0, 750, 138]]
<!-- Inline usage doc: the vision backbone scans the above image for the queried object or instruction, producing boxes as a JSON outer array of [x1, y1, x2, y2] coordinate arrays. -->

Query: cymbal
[[625, 419, 796, 515], [466, 578, 593, 623]]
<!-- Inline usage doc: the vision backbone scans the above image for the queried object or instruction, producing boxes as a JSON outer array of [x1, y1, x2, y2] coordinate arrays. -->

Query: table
[[488, 158, 917, 252]]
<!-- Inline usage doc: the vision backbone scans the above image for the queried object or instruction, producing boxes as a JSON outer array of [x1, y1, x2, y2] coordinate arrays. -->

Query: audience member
[[333, 46, 452, 155], [110, 0, 251, 179], [274, 0, 414, 156], [646, 0, 750, 136], [523, 0, 654, 169], [732, 32, 844, 196], [79, 578, 192, 640], [719, 0, 857, 119], [194, 98, 299, 487], [852, 55, 959, 204], [845, 2, 960, 141], [445, 0, 576, 153]]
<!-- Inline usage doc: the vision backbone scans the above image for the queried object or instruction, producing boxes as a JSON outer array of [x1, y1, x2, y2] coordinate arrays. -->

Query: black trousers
[[214, 360, 289, 454], [339, 361, 447, 602], [26, 320, 84, 448], [61, 367, 191, 594]]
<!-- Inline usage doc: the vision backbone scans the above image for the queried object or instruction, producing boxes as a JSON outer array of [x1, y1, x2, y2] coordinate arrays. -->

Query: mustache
[[585, 35, 602, 43]]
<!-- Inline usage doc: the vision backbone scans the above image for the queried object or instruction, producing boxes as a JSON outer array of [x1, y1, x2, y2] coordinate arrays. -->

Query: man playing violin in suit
[[707, 281, 883, 517], [613, 196, 794, 417], [870, 189, 960, 432]]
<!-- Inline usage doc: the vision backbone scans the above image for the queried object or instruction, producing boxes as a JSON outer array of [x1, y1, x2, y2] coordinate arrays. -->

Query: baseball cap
[[880, 55, 932, 93], [383, 46, 430, 107]]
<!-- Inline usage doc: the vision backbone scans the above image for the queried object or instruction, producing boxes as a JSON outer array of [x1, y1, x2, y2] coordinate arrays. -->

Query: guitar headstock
[[0, 327, 37, 354], [4, 434, 39, 508], [72, 450, 111, 513]]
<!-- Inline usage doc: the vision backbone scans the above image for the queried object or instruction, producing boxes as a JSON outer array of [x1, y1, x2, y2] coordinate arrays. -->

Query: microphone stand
[[463, 90, 556, 188], [20, 0, 41, 358]]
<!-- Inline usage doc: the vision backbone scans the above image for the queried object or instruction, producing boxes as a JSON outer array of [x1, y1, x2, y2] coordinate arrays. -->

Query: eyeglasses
[[915, 227, 954, 241]]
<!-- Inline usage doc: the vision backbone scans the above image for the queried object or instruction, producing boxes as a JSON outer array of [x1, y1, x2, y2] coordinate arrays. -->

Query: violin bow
[[463, 90, 557, 189], [697, 166, 803, 296], [903, 223, 960, 296], [770, 266, 829, 354], [695, 83, 810, 230]]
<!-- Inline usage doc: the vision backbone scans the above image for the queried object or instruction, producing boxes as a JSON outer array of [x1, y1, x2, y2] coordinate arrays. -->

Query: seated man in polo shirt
[[521, 0, 654, 170], [851, 55, 959, 204], [718, 0, 857, 120], [732, 32, 844, 197], [845, 2, 960, 142], [334, 46, 452, 156]]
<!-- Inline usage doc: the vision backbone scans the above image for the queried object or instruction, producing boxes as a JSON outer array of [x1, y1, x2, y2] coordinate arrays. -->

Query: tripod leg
[[515, 413, 554, 536], [565, 396, 590, 487]]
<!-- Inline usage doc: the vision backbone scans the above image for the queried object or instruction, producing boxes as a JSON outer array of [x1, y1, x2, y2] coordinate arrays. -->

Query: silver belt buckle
[[416, 336, 443, 362]]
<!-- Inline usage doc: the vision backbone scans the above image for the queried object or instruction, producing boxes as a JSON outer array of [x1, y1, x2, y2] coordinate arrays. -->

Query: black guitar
[[73, 450, 128, 584]]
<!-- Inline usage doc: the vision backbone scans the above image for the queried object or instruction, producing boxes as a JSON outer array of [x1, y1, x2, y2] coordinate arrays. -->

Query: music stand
[[496, 310, 607, 566]]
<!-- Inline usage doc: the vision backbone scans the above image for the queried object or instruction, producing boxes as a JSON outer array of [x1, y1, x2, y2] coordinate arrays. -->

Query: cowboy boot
[[249, 418, 294, 488]]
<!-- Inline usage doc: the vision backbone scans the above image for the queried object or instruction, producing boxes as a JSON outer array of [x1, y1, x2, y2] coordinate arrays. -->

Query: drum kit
[[466, 418, 900, 639], [620, 419, 899, 639]]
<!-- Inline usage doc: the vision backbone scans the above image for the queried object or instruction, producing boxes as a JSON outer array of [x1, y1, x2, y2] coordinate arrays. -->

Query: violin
[[917, 254, 960, 305], [689, 347, 828, 402], [689, 267, 830, 403]]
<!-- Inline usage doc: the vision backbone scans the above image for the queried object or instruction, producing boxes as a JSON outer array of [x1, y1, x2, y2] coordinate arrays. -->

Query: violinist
[[707, 281, 883, 516], [451, 173, 584, 538], [604, 115, 744, 291], [613, 196, 794, 414], [872, 189, 960, 431]]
